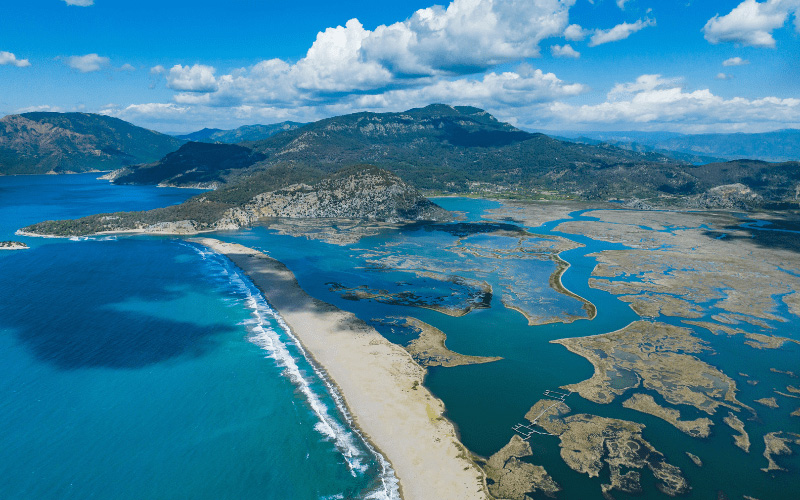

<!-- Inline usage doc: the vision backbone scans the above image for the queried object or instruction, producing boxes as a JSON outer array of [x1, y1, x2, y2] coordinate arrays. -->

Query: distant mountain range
[[0, 112, 184, 175], [174, 122, 306, 143], [112, 104, 687, 201], [554, 129, 800, 163], [5, 106, 800, 220]]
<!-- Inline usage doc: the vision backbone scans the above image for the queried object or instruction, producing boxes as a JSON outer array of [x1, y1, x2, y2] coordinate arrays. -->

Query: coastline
[[191, 237, 490, 500]]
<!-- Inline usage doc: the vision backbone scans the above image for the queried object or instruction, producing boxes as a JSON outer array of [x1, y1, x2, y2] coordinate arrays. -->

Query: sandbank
[[191, 238, 489, 500]]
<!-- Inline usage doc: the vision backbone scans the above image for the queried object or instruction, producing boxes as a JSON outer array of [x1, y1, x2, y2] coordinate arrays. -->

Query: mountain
[[658, 130, 800, 162], [556, 135, 726, 165], [106, 142, 268, 188], [174, 128, 224, 142], [101, 104, 800, 209], [556, 129, 800, 163], [22, 165, 450, 237], [0, 112, 184, 175], [175, 122, 306, 143], [113, 104, 685, 200]]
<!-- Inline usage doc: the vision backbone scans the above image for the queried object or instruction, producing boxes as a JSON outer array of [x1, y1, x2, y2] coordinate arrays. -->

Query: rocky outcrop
[[689, 183, 763, 210], [20, 165, 451, 237], [234, 166, 449, 223], [0, 241, 29, 250]]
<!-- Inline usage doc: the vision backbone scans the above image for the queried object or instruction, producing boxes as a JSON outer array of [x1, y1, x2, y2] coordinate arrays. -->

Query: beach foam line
[[184, 242, 400, 499], [189, 238, 490, 500]]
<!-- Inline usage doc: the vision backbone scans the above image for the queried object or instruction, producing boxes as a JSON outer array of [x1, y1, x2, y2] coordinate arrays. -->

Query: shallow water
[[217, 197, 800, 500]]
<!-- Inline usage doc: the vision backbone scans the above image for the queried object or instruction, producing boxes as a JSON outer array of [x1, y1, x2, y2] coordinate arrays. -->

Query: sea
[[0, 174, 396, 500], [2, 173, 799, 499]]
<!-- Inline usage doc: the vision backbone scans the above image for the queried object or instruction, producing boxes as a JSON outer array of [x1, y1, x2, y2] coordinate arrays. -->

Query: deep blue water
[[0, 174, 393, 500]]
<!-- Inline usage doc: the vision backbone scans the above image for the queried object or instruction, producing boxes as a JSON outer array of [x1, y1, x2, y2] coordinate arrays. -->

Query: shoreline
[[191, 237, 490, 500]]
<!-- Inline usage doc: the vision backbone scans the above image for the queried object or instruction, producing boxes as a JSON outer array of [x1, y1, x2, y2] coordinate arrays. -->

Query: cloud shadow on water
[[0, 239, 237, 370]]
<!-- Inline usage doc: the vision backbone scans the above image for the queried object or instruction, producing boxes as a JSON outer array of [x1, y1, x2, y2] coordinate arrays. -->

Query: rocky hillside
[[0, 112, 184, 175], [21, 165, 449, 237], [109, 104, 683, 199], [175, 122, 305, 143]]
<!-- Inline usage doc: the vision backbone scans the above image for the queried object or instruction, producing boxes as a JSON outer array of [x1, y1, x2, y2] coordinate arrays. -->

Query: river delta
[[212, 198, 800, 500], [5, 177, 800, 499]]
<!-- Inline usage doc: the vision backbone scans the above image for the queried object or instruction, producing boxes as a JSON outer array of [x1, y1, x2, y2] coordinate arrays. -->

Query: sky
[[1, 0, 799, 133]]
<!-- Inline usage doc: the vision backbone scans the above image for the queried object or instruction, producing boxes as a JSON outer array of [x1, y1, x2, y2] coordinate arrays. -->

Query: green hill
[[114, 104, 683, 200], [22, 164, 449, 237], [175, 122, 306, 144], [0, 112, 184, 175]]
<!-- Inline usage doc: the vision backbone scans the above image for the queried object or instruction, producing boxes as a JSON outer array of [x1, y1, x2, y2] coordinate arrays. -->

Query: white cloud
[[589, 18, 655, 46], [150, 65, 165, 75], [722, 56, 750, 66], [0, 51, 30, 67], [703, 0, 800, 48], [16, 105, 64, 113], [150, 0, 579, 109], [65, 53, 109, 72], [350, 65, 586, 110], [716, 72, 734, 80], [617, 0, 630, 9], [62, 0, 94, 5], [551, 44, 580, 58], [563, 23, 587, 40], [166, 64, 218, 92], [360, 0, 574, 75], [292, 19, 393, 91], [119, 63, 136, 72], [543, 74, 800, 131]]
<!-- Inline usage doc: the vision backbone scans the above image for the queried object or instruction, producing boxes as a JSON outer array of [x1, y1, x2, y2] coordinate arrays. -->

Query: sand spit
[[191, 238, 489, 500]]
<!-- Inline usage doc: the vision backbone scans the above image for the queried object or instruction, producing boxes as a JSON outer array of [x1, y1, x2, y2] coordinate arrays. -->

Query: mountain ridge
[[174, 122, 306, 143], [555, 129, 800, 163], [0, 112, 184, 175], [112, 104, 684, 200]]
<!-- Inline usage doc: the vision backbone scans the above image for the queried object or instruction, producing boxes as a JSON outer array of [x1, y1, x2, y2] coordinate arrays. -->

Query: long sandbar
[[192, 238, 489, 500]]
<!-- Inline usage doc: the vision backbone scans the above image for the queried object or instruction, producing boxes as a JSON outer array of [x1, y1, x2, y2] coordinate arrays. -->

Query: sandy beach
[[192, 238, 489, 500]]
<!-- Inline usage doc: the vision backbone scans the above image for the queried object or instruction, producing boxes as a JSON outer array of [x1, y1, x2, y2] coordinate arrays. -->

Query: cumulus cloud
[[703, 0, 800, 48], [0, 51, 30, 67], [166, 64, 218, 92], [543, 74, 800, 131], [551, 44, 580, 58], [360, 0, 573, 75], [716, 72, 734, 80], [62, 0, 94, 5], [563, 23, 587, 40], [147, 0, 581, 112], [119, 63, 136, 72], [350, 65, 586, 110], [616, 0, 630, 9], [16, 105, 64, 113], [65, 54, 109, 72], [589, 18, 655, 46], [723, 56, 750, 66]]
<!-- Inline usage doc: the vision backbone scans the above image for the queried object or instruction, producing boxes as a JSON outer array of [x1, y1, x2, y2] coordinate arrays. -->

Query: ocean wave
[[183, 242, 400, 500]]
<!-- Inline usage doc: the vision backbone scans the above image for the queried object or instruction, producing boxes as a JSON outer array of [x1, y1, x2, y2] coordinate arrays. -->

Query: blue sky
[[1, 0, 798, 133]]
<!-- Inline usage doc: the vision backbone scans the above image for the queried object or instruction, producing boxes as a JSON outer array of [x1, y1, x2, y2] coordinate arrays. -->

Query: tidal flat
[[207, 198, 800, 499]]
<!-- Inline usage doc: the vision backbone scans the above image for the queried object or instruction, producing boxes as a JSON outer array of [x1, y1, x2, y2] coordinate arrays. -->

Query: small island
[[0, 241, 29, 250]]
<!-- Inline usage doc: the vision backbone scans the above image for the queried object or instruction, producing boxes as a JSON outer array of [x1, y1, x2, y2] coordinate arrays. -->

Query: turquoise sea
[[0, 174, 395, 500], [2, 174, 799, 499]]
